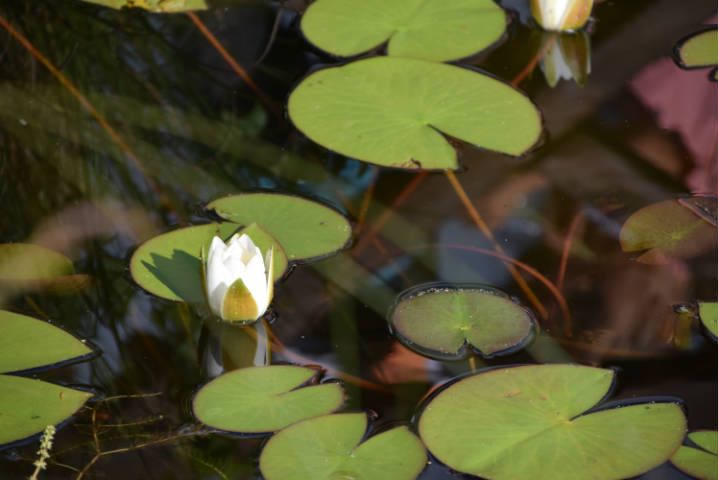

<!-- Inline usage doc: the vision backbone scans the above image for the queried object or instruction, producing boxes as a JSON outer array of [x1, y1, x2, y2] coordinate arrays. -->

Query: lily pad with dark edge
[[192, 365, 345, 434], [130, 222, 288, 303], [389, 284, 534, 359], [0, 310, 93, 374], [207, 193, 352, 261], [288, 57, 542, 170], [418, 364, 686, 480], [619, 199, 717, 264], [259, 413, 427, 480], [0, 375, 92, 446], [674, 27, 718, 69], [671, 430, 718, 480], [82, 0, 207, 12], [300, 0, 506, 62], [698, 302, 718, 341]]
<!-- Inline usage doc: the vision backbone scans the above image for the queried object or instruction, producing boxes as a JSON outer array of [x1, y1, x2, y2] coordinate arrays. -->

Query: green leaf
[[81, 0, 207, 12], [0, 310, 93, 374], [418, 364, 686, 480], [192, 366, 344, 434], [698, 302, 718, 341], [619, 199, 717, 263], [671, 430, 718, 480], [0, 375, 92, 446], [130, 222, 287, 303], [0, 243, 74, 280], [675, 28, 718, 68], [389, 285, 534, 359], [207, 193, 352, 261], [259, 413, 427, 480], [300, 0, 506, 62], [288, 57, 542, 170]]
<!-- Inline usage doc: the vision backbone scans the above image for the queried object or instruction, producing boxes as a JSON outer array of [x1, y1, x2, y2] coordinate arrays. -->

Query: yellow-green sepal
[[222, 279, 260, 322]]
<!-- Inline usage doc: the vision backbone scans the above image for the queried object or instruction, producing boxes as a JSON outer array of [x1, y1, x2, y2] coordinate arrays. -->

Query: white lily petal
[[242, 252, 268, 315], [206, 237, 230, 315]]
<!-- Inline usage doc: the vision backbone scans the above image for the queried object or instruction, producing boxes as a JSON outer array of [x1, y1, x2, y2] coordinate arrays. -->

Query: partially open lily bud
[[540, 31, 591, 87], [202, 234, 274, 322], [530, 0, 593, 32]]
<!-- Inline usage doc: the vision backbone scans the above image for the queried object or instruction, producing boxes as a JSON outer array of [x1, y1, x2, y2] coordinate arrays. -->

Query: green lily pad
[[0, 244, 89, 297], [418, 364, 686, 480], [130, 222, 287, 303], [82, 0, 207, 12], [259, 413, 427, 480], [0, 375, 92, 446], [674, 28, 718, 69], [671, 430, 718, 480], [389, 284, 534, 359], [619, 199, 717, 263], [698, 302, 718, 341], [0, 310, 93, 374], [192, 365, 345, 434], [288, 56, 542, 170], [206, 193, 352, 261], [300, 0, 506, 62]]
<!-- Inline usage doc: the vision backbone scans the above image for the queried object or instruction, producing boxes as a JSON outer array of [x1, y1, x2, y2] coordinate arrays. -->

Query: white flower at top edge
[[530, 0, 593, 32], [203, 234, 274, 322]]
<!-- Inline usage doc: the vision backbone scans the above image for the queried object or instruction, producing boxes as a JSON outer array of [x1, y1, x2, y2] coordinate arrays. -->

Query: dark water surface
[[0, 0, 716, 478]]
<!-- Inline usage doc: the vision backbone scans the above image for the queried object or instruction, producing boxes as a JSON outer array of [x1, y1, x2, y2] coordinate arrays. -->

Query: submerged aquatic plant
[[202, 234, 274, 323]]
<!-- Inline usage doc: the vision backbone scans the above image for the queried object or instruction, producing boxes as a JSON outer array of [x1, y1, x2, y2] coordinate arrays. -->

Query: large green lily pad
[[207, 193, 352, 261], [130, 222, 287, 303], [674, 28, 718, 68], [698, 302, 718, 341], [0, 375, 92, 446], [288, 57, 542, 170], [82, 0, 207, 12], [389, 284, 534, 359], [671, 430, 718, 480], [0, 310, 93, 374], [418, 364, 686, 480], [619, 199, 717, 263], [192, 365, 345, 434], [259, 413, 427, 480], [300, 0, 506, 62]]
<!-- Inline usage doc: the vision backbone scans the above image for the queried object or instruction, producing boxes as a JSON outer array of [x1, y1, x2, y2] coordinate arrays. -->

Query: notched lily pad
[[619, 198, 717, 264], [130, 222, 287, 303], [697, 302, 718, 341], [259, 413, 427, 480], [0, 310, 93, 374], [674, 27, 718, 70], [418, 364, 686, 480], [671, 430, 718, 480], [82, 0, 207, 12], [192, 365, 345, 434], [389, 283, 535, 360], [206, 193, 352, 261], [301, 0, 506, 62], [288, 56, 542, 170]]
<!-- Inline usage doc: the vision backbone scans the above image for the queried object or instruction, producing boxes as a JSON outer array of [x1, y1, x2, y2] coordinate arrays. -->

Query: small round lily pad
[[301, 0, 506, 62], [206, 193, 352, 261], [0, 310, 93, 374], [698, 302, 718, 341], [671, 430, 718, 480], [389, 284, 534, 359], [192, 365, 345, 434], [288, 56, 542, 170], [418, 364, 686, 480], [674, 27, 718, 69], [619, 199, 717, 263], [130, 222, 287, 303], [0, 374, 92, 446], [259, 413, 427, 480]]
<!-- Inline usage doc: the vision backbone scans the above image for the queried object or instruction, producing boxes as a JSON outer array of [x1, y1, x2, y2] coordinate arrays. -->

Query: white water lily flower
[[202, 234, 274, 322], [530, 0, 593, 32]]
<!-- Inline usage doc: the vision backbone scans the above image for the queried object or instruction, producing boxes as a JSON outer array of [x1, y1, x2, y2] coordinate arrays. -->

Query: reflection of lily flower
[[203, 234, 274, 322], [531, 0, 593, 31], [540, 32, 591, 87]]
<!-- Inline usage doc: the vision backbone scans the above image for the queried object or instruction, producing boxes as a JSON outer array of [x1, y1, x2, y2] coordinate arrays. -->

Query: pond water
[[0, 0, 716, 479]]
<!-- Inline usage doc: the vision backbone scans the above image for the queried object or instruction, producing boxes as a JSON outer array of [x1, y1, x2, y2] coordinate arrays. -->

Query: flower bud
[[530, 0, 593, 32]]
